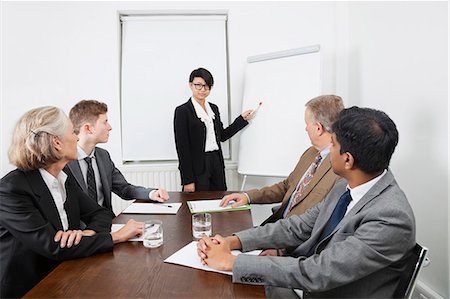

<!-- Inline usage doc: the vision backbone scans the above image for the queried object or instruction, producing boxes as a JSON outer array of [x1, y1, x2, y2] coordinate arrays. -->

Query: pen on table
[[158, 203, 173, 208]]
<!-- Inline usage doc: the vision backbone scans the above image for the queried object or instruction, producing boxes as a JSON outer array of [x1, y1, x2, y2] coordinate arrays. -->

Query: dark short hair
[[189, 68, 214, 88], [332, 106, 399, 174]]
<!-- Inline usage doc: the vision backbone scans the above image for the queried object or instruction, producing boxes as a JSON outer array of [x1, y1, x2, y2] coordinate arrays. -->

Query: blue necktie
[[317, 190, 352, 244]]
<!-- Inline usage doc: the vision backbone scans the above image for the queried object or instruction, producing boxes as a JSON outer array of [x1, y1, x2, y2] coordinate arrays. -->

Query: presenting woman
[[0, 106, 143, 298], [174, 68, 253, 192]]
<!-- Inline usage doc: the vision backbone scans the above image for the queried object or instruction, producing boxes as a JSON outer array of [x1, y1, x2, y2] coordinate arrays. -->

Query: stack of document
[[122, 202, 182, 214], [187, 199, 250, 213]]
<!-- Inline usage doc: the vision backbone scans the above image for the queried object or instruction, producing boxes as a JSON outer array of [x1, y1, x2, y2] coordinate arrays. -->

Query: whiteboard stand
[[240, 175, 248, 191]]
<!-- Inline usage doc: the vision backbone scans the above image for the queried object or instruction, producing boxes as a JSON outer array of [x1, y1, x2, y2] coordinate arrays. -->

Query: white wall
[[1, 1, 337, 176], [1, 1, 448, 297], [336, 2, 448, 297]]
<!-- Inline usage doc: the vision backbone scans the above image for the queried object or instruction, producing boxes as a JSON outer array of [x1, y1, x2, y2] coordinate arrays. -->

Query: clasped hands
[[196, 234, 239, 271]]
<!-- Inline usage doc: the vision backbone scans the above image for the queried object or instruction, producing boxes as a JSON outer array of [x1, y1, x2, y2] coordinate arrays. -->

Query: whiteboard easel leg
[[240, 175, 247, 191]]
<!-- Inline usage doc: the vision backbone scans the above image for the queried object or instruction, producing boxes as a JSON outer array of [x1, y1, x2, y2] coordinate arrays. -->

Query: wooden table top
[[24, 191, 265, 298]]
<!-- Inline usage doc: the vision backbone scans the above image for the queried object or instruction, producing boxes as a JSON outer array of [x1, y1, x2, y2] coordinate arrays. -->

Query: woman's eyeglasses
[[192, 83, 210, 91]]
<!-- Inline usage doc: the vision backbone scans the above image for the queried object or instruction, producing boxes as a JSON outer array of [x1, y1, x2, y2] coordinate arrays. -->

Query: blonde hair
[[8, 106, 68, 170], [306, 95, 345, 132]]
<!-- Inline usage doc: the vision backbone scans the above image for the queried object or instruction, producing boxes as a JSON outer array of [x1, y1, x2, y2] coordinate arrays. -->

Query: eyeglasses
[[192, 83, 210, 91]]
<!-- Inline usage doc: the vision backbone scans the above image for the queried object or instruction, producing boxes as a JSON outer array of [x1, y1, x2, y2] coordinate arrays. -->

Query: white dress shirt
[[345, 169, 388, 215], [191, 98, 219, 152], [39, 169, 69, 231]]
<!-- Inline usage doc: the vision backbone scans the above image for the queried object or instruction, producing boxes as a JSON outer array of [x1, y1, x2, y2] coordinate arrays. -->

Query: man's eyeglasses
[[192, 83, 210, 91]]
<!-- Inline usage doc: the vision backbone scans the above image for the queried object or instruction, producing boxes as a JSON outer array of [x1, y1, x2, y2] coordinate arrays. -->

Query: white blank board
[[120, 15, 230, 161], [238, 48, 321, 177]]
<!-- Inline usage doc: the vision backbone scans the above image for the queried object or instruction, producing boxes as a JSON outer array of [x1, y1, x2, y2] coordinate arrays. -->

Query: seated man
[[66, 100, 169, 214], [198, 107, 416, 298], [220, 95, 344, 224]]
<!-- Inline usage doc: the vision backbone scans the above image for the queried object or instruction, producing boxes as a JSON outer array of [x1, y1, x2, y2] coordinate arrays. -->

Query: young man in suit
[[198, 107, 416, 298], [66, 100, 169, 214], [220, 95, 344, 224]]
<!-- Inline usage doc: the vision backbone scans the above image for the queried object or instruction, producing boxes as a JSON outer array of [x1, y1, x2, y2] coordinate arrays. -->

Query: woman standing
[[0, 106, 143, 297], [174, 68, 253, 192]]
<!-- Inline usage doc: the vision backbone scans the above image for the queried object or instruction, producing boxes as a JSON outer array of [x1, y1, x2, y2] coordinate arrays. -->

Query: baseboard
[[412, 280, 445, 299]]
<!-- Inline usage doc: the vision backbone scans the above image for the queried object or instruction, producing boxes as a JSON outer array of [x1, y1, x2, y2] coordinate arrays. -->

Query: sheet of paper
[[187, 199, 250, 213], [164, 241, 261, 275], [111, 224, 143, 242], [122, 202, 182, 214]]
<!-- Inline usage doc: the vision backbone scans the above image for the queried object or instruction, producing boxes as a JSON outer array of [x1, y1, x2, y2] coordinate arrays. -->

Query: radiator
[[111, 162, 239, 215]]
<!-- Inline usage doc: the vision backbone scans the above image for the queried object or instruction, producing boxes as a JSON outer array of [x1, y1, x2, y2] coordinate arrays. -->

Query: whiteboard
[[120, 14, 230, 162], [238, 46, 321, 177]]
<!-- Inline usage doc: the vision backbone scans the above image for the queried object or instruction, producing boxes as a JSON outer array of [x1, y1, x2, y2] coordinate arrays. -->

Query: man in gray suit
[[197, 107, 416, 298], [66, 100, 169, 214]]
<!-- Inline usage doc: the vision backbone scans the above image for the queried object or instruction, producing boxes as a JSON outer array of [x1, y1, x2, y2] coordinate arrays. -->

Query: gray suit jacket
[[66, 147, 155, 212], [233, 169, 416, 298]]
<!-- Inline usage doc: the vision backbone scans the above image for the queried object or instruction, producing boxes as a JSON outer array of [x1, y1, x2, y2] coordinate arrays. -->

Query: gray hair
[[305, 95, 344, 132], [8, 106, 68, 170]]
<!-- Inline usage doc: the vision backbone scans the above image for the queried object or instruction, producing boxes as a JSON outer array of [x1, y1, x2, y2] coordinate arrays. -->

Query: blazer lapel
[[66, 161, 87, 192], [63, 177, 80, 229], [25, 170, 63, 231], [318, 170, 395, 243], [94, 149, 111, 207]]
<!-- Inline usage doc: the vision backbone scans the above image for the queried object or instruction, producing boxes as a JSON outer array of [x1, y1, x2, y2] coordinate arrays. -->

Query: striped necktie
[[84, 157, 98, 203], [288, 153, 322, 211]]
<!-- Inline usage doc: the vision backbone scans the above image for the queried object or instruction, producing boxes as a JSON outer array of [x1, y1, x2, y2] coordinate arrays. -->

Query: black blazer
[[0, 169, 114, 298], [174, 99, 248, 185]]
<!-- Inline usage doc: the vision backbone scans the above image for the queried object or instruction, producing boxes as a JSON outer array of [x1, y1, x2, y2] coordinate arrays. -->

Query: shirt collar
[[39, 168, 68, 188], [191, 98, 215, 121], [77, 145, 95, 161], [347, 169, 388, 203], [319, 146, 330, 159]]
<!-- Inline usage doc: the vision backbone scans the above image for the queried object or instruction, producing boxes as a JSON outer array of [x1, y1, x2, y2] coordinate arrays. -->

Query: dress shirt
[[38, 168, 69, 231], [345, 169, 387, 215], [191, 98, 219, 152]]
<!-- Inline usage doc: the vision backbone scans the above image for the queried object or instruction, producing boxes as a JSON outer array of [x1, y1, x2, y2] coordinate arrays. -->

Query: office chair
[[393, 243, 429, 299]]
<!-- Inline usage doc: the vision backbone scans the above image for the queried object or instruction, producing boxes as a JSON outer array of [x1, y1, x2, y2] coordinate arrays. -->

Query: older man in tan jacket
[[220, 95, 344, 224]]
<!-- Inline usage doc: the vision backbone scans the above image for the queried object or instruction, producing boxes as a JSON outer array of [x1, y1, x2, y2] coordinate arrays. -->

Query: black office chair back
[[393, 243, 428, 299]]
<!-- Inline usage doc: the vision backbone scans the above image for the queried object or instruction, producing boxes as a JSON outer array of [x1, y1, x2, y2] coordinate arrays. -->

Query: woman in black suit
[[0, 106, 143, 298], [174, 68, 254, 192]]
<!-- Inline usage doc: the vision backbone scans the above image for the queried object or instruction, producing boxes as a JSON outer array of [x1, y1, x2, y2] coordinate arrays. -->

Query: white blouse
[[191, 98, 219, 152], [39, 169, 69, 231]]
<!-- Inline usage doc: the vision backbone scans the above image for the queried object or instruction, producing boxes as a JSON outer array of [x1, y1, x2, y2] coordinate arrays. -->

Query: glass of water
[[192, 213, 212, 239], [143, 220, 163, 248]]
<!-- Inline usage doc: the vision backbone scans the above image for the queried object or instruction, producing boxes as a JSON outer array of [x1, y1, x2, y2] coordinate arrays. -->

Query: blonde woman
[[0, 106, 142, 298]]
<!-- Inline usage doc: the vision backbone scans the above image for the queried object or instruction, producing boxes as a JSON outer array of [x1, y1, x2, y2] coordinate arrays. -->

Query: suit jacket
[[233, 170, 416, 298], [66, 147, 154, 212], [248, 146, 340, 223], [174, 99, 248, 185], [0, 169, 114, 298]]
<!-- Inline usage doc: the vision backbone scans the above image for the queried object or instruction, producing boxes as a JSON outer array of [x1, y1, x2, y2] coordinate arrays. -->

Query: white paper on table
[[111, 224, 143, 242], [164, 241, 262, 275], [122, 202, 182, 214], [188, 199, 250, 213]]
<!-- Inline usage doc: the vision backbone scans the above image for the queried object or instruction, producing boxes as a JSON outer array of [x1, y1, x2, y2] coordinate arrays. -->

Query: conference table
[[24, 191, 266, 298]]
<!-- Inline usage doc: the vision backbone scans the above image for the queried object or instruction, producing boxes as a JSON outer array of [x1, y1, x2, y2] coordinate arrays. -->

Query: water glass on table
[[192, 213, 212, 239], [143, 220, 163, 248]]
